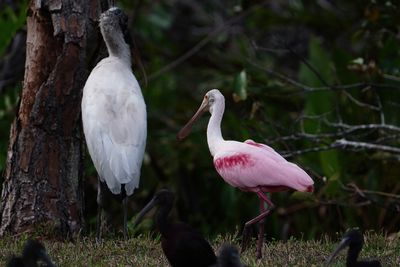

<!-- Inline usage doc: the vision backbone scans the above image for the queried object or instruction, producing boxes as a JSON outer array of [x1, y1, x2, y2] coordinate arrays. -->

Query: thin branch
[[374, 91, 385, 124], [249, 60, 400, 92], [333, 138, 400, 154], [342, 90, 380, 111], [281, 144, 339, 158], [267, 122, 400, 145], [249, 61, 321, 92], [325, 122, 400, 133], [383, 73, 400, 82], [343, 183, 400, 200], [148, 1, 269, 81], [286, 46, 332, 88], [376, 134, 400, 144]]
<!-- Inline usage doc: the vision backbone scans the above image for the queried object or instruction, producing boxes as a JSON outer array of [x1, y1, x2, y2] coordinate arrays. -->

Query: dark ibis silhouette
[[212, 244, 244, 267], [326, 229, 382, 267], [134, 189, 217, 267], [7, 239, 56, 267], [82, 6, 147, 240]]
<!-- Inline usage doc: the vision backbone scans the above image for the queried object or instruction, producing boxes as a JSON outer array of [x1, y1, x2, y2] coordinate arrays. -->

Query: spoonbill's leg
[[96, 178, 103, 241], [256, 199, 266, 259], [123, 196, 128, 240], [241, 190, 275, 257]]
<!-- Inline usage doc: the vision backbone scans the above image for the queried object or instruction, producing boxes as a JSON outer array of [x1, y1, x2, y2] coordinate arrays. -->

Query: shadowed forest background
[[0, 0, 399, 242]]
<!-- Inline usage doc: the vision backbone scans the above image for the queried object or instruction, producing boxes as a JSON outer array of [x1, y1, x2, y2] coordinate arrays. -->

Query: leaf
[[232, 70, 247, 102], [324, 173, 341, 197], [351, 57, 364, 65]]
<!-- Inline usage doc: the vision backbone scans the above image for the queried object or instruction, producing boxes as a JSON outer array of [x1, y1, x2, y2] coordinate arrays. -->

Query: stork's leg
[[123, 196, 128, 240], [241, 191, 275, 257], [96, 178, 103, 241]]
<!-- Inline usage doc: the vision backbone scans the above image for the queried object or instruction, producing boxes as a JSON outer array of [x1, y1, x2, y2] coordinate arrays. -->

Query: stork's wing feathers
[[82, 58, 147, 195]]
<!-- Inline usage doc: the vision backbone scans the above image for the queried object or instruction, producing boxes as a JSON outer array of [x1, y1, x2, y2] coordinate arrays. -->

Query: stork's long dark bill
[[134, 197, 157, 227], [177, 99, 208, 140], [325, 237, 351, 266]]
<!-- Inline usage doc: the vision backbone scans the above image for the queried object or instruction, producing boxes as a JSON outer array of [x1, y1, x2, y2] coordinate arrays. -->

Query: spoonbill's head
[[99, 7, 130, 45], [177, 89, 224, 140], [325, 229, 363, 266], [133, 189, 174, 227]]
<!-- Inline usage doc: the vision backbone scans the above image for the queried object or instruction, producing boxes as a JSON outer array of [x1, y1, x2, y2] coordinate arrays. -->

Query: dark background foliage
[[1, 0, 399, 240]]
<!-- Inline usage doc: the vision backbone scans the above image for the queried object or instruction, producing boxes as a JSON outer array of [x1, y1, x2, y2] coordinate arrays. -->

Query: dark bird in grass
[[212, 244, 244, 267], [326, 229, 382, 267], [134, 189, 217, 267], [7, 239, 56, 267]]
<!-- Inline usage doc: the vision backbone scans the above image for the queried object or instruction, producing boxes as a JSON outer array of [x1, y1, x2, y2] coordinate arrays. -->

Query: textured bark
[[0, 0, 102, 236]]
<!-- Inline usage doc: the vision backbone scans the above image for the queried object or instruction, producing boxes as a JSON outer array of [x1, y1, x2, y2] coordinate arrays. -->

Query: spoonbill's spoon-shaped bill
[[177, 96, 210, 140]]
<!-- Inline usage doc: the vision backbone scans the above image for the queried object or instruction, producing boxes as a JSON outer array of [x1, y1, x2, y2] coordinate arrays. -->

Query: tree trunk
[[0, 0, 101, 237]]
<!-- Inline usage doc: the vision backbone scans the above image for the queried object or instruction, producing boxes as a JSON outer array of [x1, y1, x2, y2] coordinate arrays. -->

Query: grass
[[0, 232, 399, 266]]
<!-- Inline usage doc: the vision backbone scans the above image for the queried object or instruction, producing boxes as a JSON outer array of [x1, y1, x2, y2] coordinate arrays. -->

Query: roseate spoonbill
[[134, 189, 217, 267], [212, 244, 244, 267], [326, 229, 382, 267], [177, 89, 314, 258], [82, 7, 146, 239], [7, 240, 56, 267]]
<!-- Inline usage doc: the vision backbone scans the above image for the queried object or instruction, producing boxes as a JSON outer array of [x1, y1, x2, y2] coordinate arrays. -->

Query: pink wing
[[213, 141, 313, 193], [244, 139, 286, 163]]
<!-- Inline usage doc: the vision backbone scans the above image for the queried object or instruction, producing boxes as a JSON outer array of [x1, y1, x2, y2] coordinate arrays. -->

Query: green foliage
[[0, 2, 27, 177], [0, 87, 19, 172], [0, 2, 27, 56], [233, 70, 248, 102], [1, 0, 400, 241]]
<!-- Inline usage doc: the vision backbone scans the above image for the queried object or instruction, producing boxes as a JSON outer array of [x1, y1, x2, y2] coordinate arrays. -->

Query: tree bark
[[0, 0, 101, 237]]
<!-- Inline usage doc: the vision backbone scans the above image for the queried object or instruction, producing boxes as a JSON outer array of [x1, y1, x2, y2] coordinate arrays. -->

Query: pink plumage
[[177, 89, 314, 259], [213, 140, 314, 193]]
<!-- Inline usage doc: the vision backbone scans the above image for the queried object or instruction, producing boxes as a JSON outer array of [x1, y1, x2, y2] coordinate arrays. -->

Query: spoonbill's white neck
[[101, 23, 131, 66], [207, 98, 225, 156]]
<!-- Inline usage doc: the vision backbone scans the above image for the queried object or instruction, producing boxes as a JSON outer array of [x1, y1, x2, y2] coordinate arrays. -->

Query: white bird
[[81, 7, 147, 239]]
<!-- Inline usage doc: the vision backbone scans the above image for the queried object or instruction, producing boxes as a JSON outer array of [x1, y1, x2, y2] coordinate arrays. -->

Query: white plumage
[[81, 7, 147, 238], [82, 57, 146, 195]]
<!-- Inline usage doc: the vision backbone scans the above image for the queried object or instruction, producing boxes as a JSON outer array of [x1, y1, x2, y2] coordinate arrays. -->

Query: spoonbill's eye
[[209, 97, 214, 104]]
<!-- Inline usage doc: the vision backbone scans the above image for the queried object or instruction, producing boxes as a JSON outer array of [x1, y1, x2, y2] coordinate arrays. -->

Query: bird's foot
[[256, 249, 262, 260], [123, 228, 128, 241], [95, 235, 103, 245], [241, 225, 252, 253], [256, 237, 263, 259]]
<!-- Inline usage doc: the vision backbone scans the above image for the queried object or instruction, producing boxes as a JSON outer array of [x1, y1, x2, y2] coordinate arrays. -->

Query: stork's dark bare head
[[99, 7, 131, 63], [100, 7, 128, 36]]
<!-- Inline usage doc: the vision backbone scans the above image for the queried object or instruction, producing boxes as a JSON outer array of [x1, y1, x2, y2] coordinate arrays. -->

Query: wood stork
[[81, 7, 147, 239]]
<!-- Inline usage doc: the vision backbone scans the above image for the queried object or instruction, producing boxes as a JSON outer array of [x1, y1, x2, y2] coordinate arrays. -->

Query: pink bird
[[177, 89, 314, 259]]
